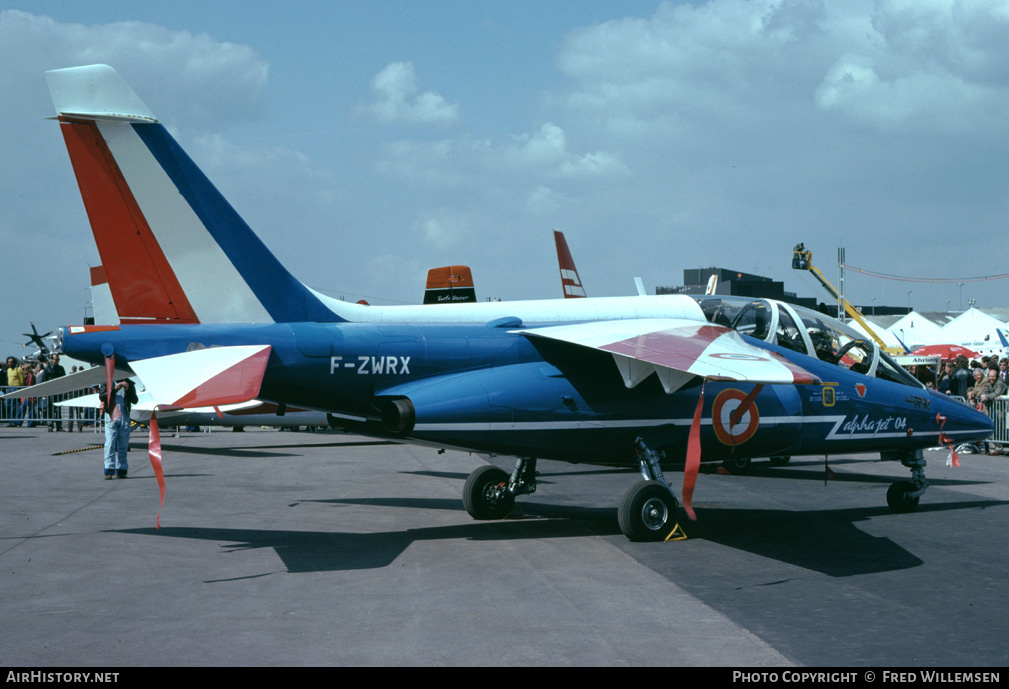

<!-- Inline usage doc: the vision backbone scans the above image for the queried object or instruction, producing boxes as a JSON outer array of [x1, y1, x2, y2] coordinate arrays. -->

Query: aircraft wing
[[519, 318, 818, 394], [0, 364, 130, 400]]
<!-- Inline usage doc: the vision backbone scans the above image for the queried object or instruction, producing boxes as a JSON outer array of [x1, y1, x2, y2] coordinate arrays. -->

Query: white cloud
[[509, 123, 567, 166], [359, 254, 427, 305], [552, 0, 1009, 138], [814, 56, 985, 131], [186, 134, 343, 267], [810, 1, 1009, 132], [0, 10, 269, 127], [526, 185, 565, 214], [360, 61, 460, 125], [374, 123, 626, 192], [374, 139, 466, 186], [192, 133, 341, 206], [411, 211, 470, 250], [559, 150, 629, 178]]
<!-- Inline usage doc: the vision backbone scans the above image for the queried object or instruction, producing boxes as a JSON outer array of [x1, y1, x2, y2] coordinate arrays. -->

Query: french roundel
[[708, 352, 767, 361], [711, 388, 760, 446]]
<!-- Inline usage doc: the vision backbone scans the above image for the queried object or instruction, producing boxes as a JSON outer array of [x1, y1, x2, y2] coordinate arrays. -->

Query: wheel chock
[[504, 505, 525, 519], [664, 522, 688, 542]]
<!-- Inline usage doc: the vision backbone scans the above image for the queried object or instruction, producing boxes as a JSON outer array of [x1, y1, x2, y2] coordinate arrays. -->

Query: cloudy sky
[[2, 1, 1009, 354]]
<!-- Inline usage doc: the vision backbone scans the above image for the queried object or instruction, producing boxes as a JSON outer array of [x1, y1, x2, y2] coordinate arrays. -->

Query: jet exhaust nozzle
[[380, 397, 416, 436]]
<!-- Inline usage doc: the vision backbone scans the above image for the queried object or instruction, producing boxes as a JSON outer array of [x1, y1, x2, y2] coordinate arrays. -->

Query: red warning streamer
[[936, 413, 960, 467], [148, 411, 166, 528], [682, 381, 706, 521], [104, 354, 115, 415]]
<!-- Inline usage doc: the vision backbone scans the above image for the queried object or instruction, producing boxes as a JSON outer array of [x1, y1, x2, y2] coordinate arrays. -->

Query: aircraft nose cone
[[933, 393, 994, 442]]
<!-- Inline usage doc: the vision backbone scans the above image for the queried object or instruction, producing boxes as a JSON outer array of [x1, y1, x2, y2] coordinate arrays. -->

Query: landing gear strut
[[884, 449, 927, 513], [618, 437, 680, 541], [463, 457, 537, 520]]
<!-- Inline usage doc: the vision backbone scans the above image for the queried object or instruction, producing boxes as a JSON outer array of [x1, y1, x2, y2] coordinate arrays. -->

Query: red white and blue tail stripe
[[46, 65, 342, 325]]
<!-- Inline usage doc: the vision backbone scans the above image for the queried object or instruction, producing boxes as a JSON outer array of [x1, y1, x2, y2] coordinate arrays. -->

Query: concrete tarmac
[[1, 425, 1006, 667]]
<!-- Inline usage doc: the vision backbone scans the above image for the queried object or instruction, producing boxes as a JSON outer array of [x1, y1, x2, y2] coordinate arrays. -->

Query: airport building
[[657, 267, 909, 317]]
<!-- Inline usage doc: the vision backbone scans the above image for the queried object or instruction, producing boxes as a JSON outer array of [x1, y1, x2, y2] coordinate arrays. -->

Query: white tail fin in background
[[89, 266, 119, 326]]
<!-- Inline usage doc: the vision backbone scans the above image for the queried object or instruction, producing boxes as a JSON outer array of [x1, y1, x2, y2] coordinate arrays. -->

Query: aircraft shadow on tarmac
[[113, 496, 1007, 578], [114, 519, 591, 575], [477, 495, 1007, 577], [230, 440, 397, 451], [130, 444, 300, 459], [704, 459, 993, 488], [123, 439, 395, 460]]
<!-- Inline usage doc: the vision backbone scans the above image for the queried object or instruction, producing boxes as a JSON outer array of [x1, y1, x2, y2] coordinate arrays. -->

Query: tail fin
[[46, 65, 341, 325], [704, 274, 718, 295], [423, 266, 476, 304], [893, 332, 910, 354], [553, 230, 586, 298], [997, 329, 1009, 350]]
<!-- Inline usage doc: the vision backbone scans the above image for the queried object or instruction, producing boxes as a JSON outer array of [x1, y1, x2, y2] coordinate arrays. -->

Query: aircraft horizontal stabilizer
[[520, 319, 818, 393], [128, 345, 272, 410]]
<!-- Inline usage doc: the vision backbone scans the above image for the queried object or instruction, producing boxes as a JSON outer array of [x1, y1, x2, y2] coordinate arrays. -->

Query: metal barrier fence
[[5, 385, 1009, 443], [988, 397, 1009, 445], [0, 385, 101, 432]]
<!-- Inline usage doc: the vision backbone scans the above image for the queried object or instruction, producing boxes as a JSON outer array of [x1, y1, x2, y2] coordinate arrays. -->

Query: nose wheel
[[886, 480, 921, 513], [463, 465, 515, 519], [883, 449, 927, 513], [463, 458, 537, 521], [721, 457, 752, 473]]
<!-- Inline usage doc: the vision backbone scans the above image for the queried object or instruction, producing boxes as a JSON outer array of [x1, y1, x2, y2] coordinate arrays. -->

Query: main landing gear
[[618, 437, 680, 541], [883, 449, 928, 513], [462, 439, 683, 542]]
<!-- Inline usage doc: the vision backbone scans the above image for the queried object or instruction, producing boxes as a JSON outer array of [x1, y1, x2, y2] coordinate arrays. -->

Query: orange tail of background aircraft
[[423, 266, 476, 304]]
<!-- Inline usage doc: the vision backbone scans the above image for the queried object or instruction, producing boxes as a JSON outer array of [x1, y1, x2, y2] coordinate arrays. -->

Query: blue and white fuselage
[[61, 314, 992, 467]]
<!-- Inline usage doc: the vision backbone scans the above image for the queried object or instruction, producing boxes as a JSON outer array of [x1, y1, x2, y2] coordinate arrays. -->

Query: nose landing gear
[[883, 449, 927, 513], [463, 457, 537, 520]]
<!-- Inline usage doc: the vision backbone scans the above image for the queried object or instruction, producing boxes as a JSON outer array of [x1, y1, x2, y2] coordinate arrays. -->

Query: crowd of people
[[915, 354, 1009, 454], [929, 354, 1009, 409], [3, 352, 88, 431]]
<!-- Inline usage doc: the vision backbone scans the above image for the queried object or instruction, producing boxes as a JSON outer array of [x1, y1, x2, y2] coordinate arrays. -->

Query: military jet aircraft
[[27, 65, 993, 540]]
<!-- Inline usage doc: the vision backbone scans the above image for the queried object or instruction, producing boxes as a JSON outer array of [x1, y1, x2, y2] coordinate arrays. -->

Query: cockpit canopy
[[691, 296, 922, 388]]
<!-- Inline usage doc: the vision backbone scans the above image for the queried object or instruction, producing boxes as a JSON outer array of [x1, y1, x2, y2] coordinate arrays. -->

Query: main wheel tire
[[463, 465, 514, 520], [721, 457, 752, 473], [618, 481, 679, 542], [886, 480, 920, 513]]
